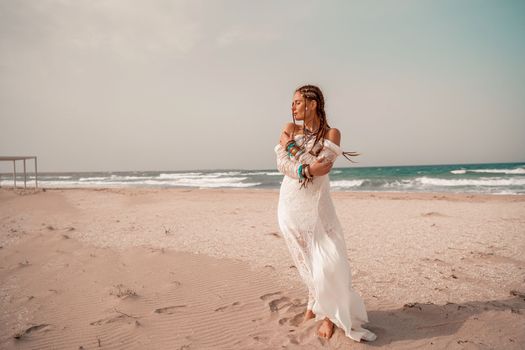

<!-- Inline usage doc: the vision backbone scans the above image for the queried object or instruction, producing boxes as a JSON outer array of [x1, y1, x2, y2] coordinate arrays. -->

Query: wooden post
[[35, 157, 38, 188], [23, 159, 27, 189], [13, 160, 16, 188]]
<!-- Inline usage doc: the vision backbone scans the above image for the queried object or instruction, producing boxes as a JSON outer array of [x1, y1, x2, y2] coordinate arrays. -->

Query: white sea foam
[[450, 167, 525, 175], [158, 173, 203, 179], [210, 171, 242, 176], [79, 177, 107, 181], [158, 172, 242, 179], [330, 180, 364, 188], [383, 180, 413, 188], [143, 178, 258, 188], [1, 177, 260, 189], [109, 175, 150, 180], [469, 168, 525, 174], [242, 171, 282, 176], [417, 177, 525, 187], [167, 177, 247, 185]]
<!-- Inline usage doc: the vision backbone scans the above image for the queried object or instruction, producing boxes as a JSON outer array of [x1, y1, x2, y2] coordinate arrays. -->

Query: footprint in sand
[[421, 211, 447, 217], [154, 305, 187, 314], [13, 324, 51, 339], [214, 301, 241, 312], [279, 312, 304, 326], [259, 291, 281, 301], [90, 315, 128, 326], [171, 280, 182, 287], [286, 299, 307, 314], [268, 297, 291, 312]]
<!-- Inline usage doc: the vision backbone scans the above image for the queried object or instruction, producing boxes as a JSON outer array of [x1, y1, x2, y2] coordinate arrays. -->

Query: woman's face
[[291, 91, 306, 120]]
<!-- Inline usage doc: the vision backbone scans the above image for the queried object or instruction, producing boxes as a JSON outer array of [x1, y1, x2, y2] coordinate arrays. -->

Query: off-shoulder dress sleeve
[[317, 139, 343, 162], [274, 144, 300, 179]]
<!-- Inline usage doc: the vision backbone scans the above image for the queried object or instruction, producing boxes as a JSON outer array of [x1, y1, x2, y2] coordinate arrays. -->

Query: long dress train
[[274, 134, 376, 342]]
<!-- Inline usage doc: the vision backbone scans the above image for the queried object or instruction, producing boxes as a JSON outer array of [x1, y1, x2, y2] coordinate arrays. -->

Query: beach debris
[[13, 324, 50, 339], [451, 274, 458, 279], [510, 290, 525, 299], [110, 284, 137, 298], [97, 338, 101, 347], [90, 309, 139, 326], [18, 259, 30, 267], [214, 301, 240, 312], [421, 212, 445, 217], [266, 232, 281, 238], [403, 302, 422, 310], [90, 315, 126, 325], [154, 305, 187, 314], [162, 225, 171, 235], [114, 308, 139, 318]]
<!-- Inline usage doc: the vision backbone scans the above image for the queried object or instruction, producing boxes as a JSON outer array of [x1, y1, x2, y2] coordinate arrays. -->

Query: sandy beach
[[0, 187, 524, 349]]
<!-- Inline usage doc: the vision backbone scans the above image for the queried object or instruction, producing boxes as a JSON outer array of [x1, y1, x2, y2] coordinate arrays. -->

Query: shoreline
[[3, 185, 525, 201]]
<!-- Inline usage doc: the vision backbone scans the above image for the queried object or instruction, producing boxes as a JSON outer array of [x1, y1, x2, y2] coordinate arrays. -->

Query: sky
[[1, 0, 524, 172]]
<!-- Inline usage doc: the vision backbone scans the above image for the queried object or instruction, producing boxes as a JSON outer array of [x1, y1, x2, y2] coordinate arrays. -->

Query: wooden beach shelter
[[0, 156, 38, 189]]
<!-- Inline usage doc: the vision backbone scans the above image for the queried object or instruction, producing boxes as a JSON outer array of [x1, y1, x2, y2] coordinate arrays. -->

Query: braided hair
[[292, 84, 359, 162]]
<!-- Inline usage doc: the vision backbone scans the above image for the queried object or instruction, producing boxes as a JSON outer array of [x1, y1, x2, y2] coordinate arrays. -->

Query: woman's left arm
[[316, 128, 342, 171]]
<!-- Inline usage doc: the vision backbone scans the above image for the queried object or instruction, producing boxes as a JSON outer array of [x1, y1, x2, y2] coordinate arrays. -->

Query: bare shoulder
[[325, 128, 341, 146], [281, 122, 300, 135]]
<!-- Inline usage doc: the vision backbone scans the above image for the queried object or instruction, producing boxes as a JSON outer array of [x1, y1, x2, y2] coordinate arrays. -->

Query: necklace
[[298, 124, 319, 153], [303, 124, 319, 136]]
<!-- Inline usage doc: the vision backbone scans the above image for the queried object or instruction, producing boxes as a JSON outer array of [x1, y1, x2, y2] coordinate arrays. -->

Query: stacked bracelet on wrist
[[286, 140, 301, 158], [304, 164, 313, 179], [298, 163, 314, 180], [301, 164, 313, 179], [299, 163, 314, 189]]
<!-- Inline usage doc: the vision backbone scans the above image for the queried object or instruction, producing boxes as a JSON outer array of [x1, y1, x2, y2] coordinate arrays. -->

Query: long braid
[[294, 84, 359, 162]]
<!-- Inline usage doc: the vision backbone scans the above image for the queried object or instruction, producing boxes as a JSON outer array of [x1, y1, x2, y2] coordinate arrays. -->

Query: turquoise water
[[327, 162, 525, 194], [2, 162, 524, 195]]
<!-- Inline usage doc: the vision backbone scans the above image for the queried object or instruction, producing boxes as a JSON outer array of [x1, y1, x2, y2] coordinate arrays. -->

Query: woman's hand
[[309, 157, 333, 176], [280, 130, 294, 147]]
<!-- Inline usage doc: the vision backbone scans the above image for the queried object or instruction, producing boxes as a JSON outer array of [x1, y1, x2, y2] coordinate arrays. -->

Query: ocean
[[1, 162, 524, 195]]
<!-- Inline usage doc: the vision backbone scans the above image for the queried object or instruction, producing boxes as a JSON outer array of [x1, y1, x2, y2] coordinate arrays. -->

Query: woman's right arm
[[274, 123, 301, 179]]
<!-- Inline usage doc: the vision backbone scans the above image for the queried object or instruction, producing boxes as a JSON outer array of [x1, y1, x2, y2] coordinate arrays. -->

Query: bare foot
[[304, 309, 315, 322], [317, 317, 335, 339]]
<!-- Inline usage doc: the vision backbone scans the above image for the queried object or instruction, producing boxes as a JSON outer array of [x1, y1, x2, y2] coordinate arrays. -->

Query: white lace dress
[[274, 134, 376, 342]]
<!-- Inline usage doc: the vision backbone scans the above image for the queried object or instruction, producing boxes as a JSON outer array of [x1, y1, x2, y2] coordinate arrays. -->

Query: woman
[[274, 85, 376, 342]]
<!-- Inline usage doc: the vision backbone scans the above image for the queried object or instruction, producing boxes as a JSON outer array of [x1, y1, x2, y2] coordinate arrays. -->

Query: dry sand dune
[[1, 188, 524, 349]]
